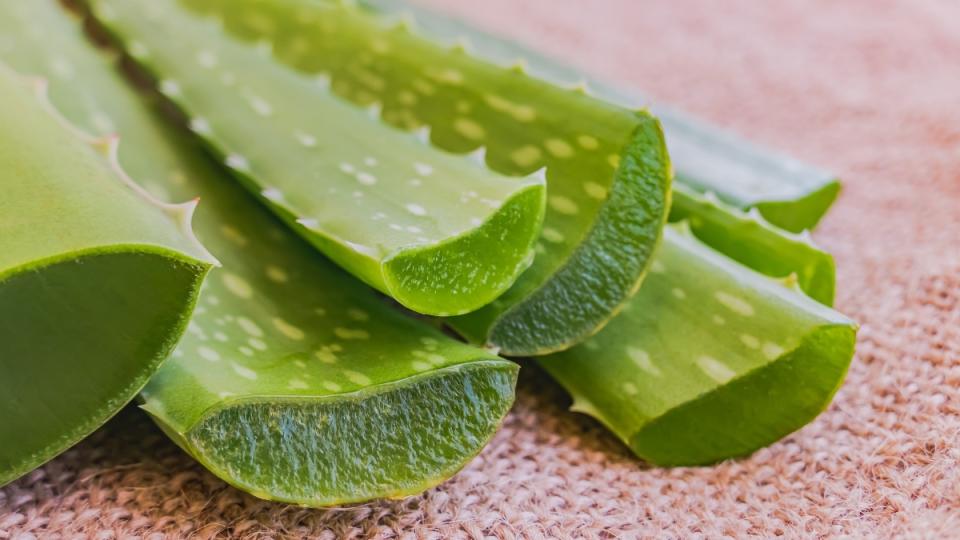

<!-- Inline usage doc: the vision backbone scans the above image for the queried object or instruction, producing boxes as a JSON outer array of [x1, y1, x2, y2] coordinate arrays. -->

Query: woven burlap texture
[[2, 0, 959, 537]]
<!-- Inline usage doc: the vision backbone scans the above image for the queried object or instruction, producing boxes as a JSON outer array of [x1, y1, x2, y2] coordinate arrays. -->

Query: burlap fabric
[[2, 0, 958, 537]]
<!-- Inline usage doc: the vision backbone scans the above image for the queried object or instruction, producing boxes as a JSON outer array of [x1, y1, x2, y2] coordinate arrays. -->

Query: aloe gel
[[0, 1, 518, 506], [0, 64, 215, 486]]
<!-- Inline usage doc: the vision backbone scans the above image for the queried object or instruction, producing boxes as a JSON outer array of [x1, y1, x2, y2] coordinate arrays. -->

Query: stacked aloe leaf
[[0, 0, 855, 505]]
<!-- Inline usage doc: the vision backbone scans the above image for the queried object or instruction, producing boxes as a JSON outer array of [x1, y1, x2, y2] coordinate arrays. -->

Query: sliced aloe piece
[[88, 0, 547, 317], [540, 226, 856, 466], [670, 184, 835, 305], [1, 1, 518, 505], [0, 64, 215, 486], [357, 0, 841, 233], [332, 0, 850, 463], [168, 0, 672, 356]]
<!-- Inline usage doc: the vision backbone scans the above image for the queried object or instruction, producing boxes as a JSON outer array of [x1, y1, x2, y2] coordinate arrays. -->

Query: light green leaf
[[169, 0, 673, 356], [0, 63, 215, 486], [670, 183, 835, 305], [359, 0, 841, 233], [0, 1, 518, 506], [91, 0, 548, 317], [540, 226, 856, 466]]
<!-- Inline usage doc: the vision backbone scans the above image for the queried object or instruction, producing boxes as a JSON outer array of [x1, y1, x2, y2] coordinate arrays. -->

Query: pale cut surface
[[1, 0, 959, 537]]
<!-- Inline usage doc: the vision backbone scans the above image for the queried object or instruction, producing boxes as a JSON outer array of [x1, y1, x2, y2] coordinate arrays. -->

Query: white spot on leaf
[[697, 356, 736, 383], [334, 327, 370, 340], [545, 138, 574, 158], [762, 342, 786, 360], [273, 318, 305, 340], [356, 172, 377, 185], [542, 227, 565, 243], [549, 195, 579, 215], [265, 265, 288, 283], [344, 370, 372, 385], [232, 363, 258, 380], [715, 291, 756, 316], [222, 273, 253, 298], [405, 203, 427, 216], [414, 162, 434, 176], [198, 346, 220, 362], [740, 334, 760, 349], [627, 347, 662, 376], [583, 181, 608, 200], [225, 154, 250, 171]]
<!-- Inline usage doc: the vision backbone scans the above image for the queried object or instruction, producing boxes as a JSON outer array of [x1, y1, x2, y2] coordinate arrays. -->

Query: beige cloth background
[[2, 0, 959, 537]]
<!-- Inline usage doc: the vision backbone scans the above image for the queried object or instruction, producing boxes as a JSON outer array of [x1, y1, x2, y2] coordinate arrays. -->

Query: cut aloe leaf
[[337, 0, 849, 462], [540, 226, 856, 466], [670, 184, 835, 305], [166, 0, 672, 356], [357, 0, 841, 233], [0, 1, 518, 505], [88, 0, 548, 317], [0, 64, 215, 486]]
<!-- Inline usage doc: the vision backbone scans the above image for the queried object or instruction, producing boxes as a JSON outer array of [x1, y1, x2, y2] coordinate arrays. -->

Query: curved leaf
[[172, 0, 672, 356], [0, 63, 214, 486], [540, 226, 856, 466], [90, 0, 547, 317], [359, 0, 841, 233], [0, 1, 518, 505]]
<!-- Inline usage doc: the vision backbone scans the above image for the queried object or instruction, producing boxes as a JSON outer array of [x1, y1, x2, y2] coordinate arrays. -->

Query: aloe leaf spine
[[0, 62, 215, 486], [90, 0, 548, 317], [670, 183, 836, 305], [358, 0, 842, 233], [540, 225, 856, 466], [174, 0, 673, 356], [1, 1, 518, 506]]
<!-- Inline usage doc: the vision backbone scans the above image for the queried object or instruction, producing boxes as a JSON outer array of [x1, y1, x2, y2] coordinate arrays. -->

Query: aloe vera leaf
[[0, 64, 216, 485], [0, 2, 518, 505], [88, 0, 548, 318], [336, 0, 836, 298], [168, 0, 673, 356], [669, 183, 836, 305], [332, 0, 849, 462], [539, 225, 856, 466], [356, 0, 841, 233], [657, 109, 840, 233]]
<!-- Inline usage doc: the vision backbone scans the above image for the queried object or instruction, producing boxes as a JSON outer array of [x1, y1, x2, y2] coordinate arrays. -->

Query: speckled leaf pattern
[[540, 225, 856, 466], [172, 0, 672, 356], [334, 0, 855, 464], [0, 61, 215, 485], [0, 1, 518, 506], [359, 0, 842, 234], [90, 0, 548, 317]]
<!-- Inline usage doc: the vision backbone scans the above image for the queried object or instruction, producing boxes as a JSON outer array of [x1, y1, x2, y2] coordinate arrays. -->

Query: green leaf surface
[[341, 0, 853, 464], [540, 226, 856, 466], [0, 1, 518, 506], [90, 0, 549, 317], [358, 0, 841, 233], [670, 183, 835, 305], [171, 0, 672, 356], [0, 62, 214, 486]]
